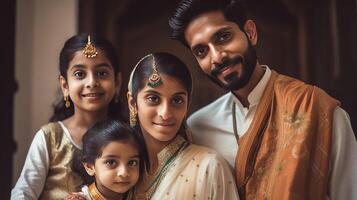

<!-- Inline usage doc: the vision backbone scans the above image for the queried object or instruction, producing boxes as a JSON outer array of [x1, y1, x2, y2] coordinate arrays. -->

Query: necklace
[[88, 183, 106, 200], [232, 102, 240, 144], [136, 136, 189, 199]]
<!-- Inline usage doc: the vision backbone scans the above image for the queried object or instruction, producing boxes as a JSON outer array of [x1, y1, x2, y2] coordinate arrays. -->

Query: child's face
[[60, 50, 120, 115], [131, 74, 188, 143], [84, 141, 140, 198]]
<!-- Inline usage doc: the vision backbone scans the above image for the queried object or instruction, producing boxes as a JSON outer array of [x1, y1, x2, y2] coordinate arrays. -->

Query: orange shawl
[[235, 71, 339, 200]]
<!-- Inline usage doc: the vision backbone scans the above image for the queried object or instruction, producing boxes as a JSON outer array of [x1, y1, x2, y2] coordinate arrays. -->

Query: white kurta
[[11, 122, 81, 200], [188, 66, 357, 200], [151, 144, 239, 200]]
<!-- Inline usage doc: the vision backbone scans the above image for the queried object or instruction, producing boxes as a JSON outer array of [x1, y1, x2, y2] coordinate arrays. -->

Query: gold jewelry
[[83, 35, 98, 58], [129, 108, 137, 127], [147, 57, 162, 88], [88, 182, 105, 200], [136, 136, 188, 199], [64, 95, 71, 108]]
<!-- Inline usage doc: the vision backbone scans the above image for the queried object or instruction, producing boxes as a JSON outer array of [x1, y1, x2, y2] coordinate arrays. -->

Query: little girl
[[66, 119, 146, 200], [11, 34, 124, 199]]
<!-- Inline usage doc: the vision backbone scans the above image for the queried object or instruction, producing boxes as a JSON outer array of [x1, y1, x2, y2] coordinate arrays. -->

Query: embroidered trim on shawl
[[137, 135, 189, 199]]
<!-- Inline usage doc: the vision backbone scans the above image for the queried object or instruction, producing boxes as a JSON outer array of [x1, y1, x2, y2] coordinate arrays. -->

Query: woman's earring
[[129, 108, 137, 127], [64, 95, 71, 108]]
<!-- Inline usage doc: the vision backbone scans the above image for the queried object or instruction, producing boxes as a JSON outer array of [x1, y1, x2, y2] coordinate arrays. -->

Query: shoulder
[[41, 122, 63, 134], [186, 145, 230, 167], [273, 72, 339, 108], [188, 93, 231, 126], [40, 121, 65, 141]]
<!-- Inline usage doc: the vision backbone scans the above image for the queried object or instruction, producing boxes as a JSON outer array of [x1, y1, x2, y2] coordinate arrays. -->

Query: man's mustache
[[211, 55, 243, 76]]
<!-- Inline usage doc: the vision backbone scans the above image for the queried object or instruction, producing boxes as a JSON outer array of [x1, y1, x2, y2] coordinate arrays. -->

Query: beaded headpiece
[[128, 54, 163, 93], [82, 35, 98, 58], [147, 56, 163, 88]]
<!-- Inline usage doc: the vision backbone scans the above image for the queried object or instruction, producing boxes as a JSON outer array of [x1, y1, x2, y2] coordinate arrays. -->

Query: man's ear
[[59, 75, 69, 97], [243, 20, 258, 46], [83, 162, 95, 176], [127, 92, 137, 112]]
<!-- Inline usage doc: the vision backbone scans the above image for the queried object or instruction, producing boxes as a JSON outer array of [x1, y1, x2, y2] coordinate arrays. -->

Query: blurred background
[[1, 0, 356, 198]]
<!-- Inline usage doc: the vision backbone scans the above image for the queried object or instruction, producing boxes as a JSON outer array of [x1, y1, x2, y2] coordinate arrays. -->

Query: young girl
[[127, 52, 239, 199], [11, 34, 123, 199], [66, 119, 146, 200]]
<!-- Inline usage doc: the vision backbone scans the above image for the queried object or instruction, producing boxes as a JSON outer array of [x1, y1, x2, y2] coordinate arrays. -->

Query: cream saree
[[137, 136, 239, 200]]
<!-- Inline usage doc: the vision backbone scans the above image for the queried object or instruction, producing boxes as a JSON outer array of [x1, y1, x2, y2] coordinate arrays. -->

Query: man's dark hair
[[169, 0, 248, 48]]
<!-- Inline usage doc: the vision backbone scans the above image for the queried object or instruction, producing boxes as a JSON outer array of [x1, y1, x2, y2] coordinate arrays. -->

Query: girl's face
[[133, 74, 189, 143], [60, 50, 120, 115], [84, 141, 140, 198]]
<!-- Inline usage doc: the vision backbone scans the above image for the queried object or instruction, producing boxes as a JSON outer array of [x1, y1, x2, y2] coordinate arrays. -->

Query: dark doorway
[[1, 0, 17, 199]]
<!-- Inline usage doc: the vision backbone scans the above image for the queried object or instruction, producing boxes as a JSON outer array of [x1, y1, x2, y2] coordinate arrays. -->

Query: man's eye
[[195, 47, 207, 58], [218, 32, 231, 42], [128, 160, 139, 167]]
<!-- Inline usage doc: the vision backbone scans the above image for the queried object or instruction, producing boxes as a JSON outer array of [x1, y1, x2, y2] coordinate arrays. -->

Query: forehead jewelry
[[82, 35, 98, 58], [147, 56, 163, 88]]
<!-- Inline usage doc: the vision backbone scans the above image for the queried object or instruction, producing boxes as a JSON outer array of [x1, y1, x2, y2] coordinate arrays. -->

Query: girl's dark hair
[[50, 33, 124, 122], [131, 52, 192, 141], [72, 119, 148, 184], [169, 0, 248, 48]]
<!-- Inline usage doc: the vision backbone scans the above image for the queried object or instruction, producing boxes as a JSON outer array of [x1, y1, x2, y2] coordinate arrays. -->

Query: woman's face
[[135, 74, 188, 142]]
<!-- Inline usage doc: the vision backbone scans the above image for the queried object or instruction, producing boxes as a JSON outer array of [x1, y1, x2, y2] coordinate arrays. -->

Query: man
[[169, 0, 357, 199]]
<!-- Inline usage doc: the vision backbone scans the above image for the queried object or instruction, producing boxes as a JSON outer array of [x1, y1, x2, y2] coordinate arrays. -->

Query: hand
[[64, 193, 86, 200]]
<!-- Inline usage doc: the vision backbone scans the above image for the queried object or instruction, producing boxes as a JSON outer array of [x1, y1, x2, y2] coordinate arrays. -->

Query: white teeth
[[83, 93, 101, 97]]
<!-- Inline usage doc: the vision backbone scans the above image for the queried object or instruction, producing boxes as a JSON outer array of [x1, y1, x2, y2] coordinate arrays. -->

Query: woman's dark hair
[[72, 119, 148, 184], [50, 33, 124, 122], [130, 52, 192, 141], [169, 0, 248, 47]]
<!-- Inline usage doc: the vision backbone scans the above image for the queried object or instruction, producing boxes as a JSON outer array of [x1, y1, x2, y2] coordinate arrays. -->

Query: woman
[[127, 52, 239, 200]]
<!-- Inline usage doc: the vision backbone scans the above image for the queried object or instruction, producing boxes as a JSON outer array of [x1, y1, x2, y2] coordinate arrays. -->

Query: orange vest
[[235, 71, 339, 200]]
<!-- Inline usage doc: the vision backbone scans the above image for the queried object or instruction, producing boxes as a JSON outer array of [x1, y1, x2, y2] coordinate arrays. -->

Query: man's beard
[[208, 40, 257, 91]]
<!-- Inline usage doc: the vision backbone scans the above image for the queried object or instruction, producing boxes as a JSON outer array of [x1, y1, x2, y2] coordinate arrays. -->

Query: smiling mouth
[[81, 93, 104, 98]]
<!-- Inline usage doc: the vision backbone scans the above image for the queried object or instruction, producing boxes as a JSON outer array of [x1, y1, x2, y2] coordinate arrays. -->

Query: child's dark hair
[[72, 119, 148, 184], [130, 52, 192, 142], [169, 0, 248, 48], [50, 33, 124, 122]]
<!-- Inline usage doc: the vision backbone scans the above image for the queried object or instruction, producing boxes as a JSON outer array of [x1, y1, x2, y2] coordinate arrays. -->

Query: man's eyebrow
[[191, 26, 233, 51]]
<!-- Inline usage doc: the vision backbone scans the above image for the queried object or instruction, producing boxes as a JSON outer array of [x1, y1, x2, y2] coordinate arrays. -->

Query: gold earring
[[64, 96, 71, 108], [129, 108, 137, 127]]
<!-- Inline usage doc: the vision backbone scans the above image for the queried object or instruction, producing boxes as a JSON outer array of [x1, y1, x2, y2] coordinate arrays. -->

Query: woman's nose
[[158, 102, 173, 120]]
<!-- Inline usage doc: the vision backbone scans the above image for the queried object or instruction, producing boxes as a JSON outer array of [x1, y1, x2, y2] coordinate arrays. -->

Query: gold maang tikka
[[147, 56, 163, 88], [83, 35, 98, 58]]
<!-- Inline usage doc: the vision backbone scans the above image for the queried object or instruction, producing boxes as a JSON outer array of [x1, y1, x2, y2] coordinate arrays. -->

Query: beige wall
[[13, 0, 78, 184]]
